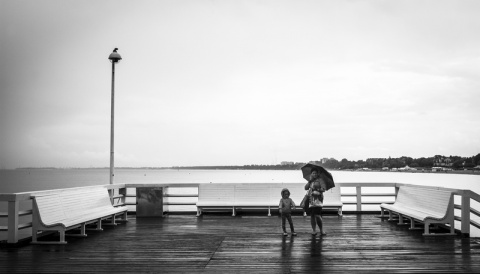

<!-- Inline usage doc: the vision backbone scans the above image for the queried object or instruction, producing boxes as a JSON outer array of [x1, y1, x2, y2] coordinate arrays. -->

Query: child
[[279, 188, 297, 236], [310, 179, 326, 207]]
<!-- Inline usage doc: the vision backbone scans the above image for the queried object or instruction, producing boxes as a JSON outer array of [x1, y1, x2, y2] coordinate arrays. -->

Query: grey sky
[[1, 0, 479, 169]]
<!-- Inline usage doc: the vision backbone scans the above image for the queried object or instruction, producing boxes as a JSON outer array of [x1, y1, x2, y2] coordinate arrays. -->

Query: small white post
[[356, 186, 362, 212], [461, 190, 471, 236], [7, 200, 19, 244], [119, 187, 127, 206]]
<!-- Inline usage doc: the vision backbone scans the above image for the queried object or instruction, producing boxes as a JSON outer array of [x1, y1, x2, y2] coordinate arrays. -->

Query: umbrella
[[301, 163, 335, 190]]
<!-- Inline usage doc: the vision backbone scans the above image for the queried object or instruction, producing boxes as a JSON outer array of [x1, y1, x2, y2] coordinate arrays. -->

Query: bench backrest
[[278, 183, 306, 205], [395, 186, 453, 215], [235, 183, 271, 204], [198, 184, 235, 203], [198, 183, 342, 207], [33, 187, 113, 225], [324, 186, 342, 204]]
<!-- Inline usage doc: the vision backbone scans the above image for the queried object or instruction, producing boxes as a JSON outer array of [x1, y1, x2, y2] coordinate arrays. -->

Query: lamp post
[[108, 48, 122, 184]]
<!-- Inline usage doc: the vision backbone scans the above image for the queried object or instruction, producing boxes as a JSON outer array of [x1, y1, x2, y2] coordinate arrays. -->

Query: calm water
[[1, 168, 479, 238], [1, 168, 479, 193]]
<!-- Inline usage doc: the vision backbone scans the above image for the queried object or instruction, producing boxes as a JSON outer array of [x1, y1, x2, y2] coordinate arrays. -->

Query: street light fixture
[[108, 48, 122, 184]]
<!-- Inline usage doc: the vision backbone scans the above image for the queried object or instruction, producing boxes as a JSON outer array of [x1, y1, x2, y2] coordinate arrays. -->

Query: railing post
[[461, 190, 471, 237], [7, 199, 19, 244], [108, 189, 114, 205], [163, 186, 168, 213], [119, 187, 126, 206], [356, 186, 362, 212]]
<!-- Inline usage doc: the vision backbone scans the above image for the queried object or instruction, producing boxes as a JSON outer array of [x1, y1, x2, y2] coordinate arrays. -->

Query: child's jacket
[[279, 188, 296, 214]]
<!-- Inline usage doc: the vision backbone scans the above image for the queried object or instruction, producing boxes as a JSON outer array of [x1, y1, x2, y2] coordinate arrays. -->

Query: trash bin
[[136, 187, 163, 217]]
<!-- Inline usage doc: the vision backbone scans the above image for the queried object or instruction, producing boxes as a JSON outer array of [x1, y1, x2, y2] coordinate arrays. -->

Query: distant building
[[433, 156, 453, 167], [432, 167, 452, 172], [281, 161, 294, 166], [399, 165, 417, 171]]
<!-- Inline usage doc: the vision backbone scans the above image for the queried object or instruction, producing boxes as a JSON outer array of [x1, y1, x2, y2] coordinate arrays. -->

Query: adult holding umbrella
[[301, 163, 335, 236]]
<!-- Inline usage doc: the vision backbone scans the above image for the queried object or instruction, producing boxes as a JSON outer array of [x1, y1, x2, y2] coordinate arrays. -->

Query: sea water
[[1, 168, 479, 193]]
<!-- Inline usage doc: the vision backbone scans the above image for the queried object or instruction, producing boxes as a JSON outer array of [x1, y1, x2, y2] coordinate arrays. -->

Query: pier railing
[[1, 182, 479, 244]]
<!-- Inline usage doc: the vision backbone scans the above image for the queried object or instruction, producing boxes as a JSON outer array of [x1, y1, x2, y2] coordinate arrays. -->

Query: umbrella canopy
[[301, 163, 335, 190]]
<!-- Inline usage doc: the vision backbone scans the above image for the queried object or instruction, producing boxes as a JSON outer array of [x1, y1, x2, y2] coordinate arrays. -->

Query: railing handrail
[[1, 182, 476, 198], [470, 190, 480, 204]]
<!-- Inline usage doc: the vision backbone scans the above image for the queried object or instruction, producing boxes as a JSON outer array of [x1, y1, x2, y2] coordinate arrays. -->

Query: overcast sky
[[1, 0, 479, 169]]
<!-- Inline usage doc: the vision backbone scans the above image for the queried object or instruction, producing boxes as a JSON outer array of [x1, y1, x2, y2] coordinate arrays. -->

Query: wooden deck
[[1, 213, 480, 273]]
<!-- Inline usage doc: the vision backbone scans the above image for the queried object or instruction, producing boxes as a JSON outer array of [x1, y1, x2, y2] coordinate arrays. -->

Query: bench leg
[[31, 229, 68, 245], [268, 207, 271, 217], [196, 207, 201, 217], [380, 208, 390, 219], [303, 211, 307, 217], [388, 210, 393, 221], [338, 207, 343, 216], [398, 215, 406, 225], [422, 221, 456, 236], [408, 218, 422, 230], [232, 207, 236, 217], [32, 228, 38, 243], [66, 223, 88, 237], [424, 223, 430, 235], [97, 218, 103, 230], [103, 214, 118, 226], [60, 230, 66, 244], [87, 218, 103, 231], [115, 212, 128, 223]]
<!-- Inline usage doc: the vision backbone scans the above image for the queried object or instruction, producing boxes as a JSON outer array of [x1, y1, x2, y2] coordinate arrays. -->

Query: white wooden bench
[[320, 186, 343, 216], [233, 183, 273, 216], [196, 183, 343, 216], [31, 186, 128, 244], [380, 186, 455, 236], [196, 184, 235, 216]]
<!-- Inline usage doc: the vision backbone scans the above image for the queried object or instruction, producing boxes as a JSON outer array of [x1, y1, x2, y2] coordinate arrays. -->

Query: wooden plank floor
[[1, 213, 480, 273]]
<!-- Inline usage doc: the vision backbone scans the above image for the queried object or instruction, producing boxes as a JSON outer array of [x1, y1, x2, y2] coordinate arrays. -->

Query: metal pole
[[110, 61, 115, 184]]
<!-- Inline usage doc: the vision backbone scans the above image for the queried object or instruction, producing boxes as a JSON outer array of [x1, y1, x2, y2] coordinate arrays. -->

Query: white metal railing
[[1, 182, 479, 244]]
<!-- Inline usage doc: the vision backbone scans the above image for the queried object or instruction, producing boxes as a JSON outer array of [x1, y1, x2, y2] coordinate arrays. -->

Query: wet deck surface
[[1, 213, 480, 273]]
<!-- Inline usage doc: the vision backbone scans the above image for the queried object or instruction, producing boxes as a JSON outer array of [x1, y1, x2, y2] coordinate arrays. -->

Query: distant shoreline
[[7, 167, 480, 175]]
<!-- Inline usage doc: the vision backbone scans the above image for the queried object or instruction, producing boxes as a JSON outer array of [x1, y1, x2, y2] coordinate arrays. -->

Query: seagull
[[113, 48, 118, 52]]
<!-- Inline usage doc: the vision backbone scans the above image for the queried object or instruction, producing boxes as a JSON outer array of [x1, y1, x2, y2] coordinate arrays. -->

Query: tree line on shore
[[175, 153, 480, 170]]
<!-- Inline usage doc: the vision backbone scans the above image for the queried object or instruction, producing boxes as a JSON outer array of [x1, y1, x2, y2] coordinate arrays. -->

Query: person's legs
[[310, 212, 317, 234], [286, 214, 295, 234], [315, 214, 323, 234], [315, 208, 326, 235], [281, 214, 287, 235]]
